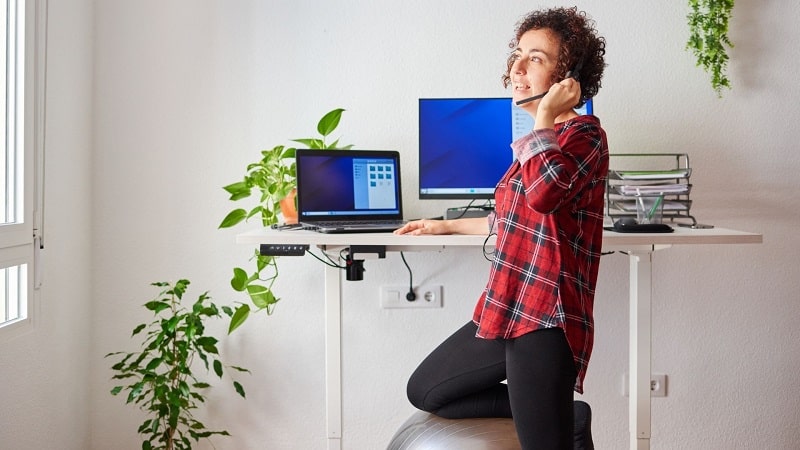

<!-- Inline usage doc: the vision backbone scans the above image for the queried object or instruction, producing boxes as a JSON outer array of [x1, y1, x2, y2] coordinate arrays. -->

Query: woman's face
[[509, 28, 560, 109]]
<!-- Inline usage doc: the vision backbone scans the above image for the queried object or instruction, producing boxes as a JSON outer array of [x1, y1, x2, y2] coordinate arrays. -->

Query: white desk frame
[[237, 227, 761, 450]]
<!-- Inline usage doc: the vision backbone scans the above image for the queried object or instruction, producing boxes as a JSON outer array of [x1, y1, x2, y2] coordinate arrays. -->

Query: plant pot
[[279, 189, 298, 224]]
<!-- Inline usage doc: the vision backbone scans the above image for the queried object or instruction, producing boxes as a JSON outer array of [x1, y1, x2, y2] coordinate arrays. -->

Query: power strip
[[259, 244, 309, 257]]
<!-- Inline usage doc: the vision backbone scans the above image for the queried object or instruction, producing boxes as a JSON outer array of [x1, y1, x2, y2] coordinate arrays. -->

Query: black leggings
[[406, 321, 577, 450]]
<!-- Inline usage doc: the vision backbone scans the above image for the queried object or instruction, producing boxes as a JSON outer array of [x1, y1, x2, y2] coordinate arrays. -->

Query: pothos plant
[[686, 0, 735, 96], [106, 279, 249, 450], [219, 108, 352, 333]]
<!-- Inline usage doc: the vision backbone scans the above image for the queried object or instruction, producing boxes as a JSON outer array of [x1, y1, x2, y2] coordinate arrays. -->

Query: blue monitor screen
[[418, 97, 593, 199]]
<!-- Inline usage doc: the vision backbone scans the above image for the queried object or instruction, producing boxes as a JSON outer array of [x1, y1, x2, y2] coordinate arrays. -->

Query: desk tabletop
[[236, 225, 762, 251]]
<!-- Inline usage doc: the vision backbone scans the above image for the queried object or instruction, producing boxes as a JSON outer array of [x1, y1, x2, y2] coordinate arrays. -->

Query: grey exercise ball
[[387, 411, 521, 450]]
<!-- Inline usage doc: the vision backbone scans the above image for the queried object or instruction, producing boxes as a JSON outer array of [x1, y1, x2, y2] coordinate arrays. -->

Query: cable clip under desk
[[343, 245, 386, 281]]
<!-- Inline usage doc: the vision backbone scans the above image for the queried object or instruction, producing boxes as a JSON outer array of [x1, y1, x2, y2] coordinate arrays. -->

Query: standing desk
[[237, 226, 762, 450]]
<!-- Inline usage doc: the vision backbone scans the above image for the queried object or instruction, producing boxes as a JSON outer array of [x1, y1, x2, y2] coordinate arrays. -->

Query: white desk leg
[[324, 264, 343, 450], [629, 250, 653, 450]]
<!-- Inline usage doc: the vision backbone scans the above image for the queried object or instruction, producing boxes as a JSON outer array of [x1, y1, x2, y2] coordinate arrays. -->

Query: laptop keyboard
[[314, 219, 405, 227]]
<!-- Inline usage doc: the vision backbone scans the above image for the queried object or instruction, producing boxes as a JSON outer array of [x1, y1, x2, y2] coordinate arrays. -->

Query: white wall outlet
[[380, 284, 443, 309], [621, 373, 668, 397], [650, 374, 667, 397]]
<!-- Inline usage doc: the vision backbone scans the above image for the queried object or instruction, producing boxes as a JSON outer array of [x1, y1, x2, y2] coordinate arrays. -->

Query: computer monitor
[[418, 97, 593, 200]]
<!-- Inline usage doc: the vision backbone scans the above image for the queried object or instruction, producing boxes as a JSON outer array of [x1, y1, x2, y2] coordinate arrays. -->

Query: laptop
[[295, 149, 407, 233]]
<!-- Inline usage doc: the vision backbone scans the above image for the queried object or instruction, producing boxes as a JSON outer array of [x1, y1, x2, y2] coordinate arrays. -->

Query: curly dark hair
[[502, 7, 606, 108]]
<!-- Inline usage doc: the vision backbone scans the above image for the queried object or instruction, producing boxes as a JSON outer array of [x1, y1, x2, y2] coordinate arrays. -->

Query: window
[[0, 0, 44, 337]]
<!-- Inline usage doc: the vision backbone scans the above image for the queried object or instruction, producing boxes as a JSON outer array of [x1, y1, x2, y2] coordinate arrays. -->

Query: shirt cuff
[[511, 128, 559, 164]]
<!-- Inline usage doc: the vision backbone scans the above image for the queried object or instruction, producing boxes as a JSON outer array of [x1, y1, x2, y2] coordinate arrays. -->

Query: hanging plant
[[219, 108, 352, 333], [686, 0, 735, 96]]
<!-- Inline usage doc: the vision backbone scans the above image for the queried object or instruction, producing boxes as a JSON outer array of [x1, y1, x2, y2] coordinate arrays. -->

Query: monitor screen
[[418, 97, 593, 199]]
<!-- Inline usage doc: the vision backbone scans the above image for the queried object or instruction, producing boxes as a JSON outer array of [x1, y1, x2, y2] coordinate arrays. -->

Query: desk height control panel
[[260, 244, 309, 256]]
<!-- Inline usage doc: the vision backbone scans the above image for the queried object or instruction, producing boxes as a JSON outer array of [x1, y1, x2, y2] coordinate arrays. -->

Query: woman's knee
[[406, 368, 437, 412]]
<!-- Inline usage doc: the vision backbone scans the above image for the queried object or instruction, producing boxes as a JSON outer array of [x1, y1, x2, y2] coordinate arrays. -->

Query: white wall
[[0, 1, 94, 449], [70, 0, 800, 449]]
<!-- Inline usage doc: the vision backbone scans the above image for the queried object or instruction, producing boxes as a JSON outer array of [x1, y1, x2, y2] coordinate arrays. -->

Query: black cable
[[448, 199, 476, 219], [449, 199, 495, 220], [399, 251, 416, 301], [482, 206, 498, 261], [482, 232, 497, 262], [306, 248, 345, 268]]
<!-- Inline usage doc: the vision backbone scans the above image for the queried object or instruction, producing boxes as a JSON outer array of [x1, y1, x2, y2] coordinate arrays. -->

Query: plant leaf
[[213, 359, 223, 378], [279, 147, 297, 159], [317, 108, 345, 137], [197, 336, 219, 354], [234, 381, 246, 398], [255, 253, 273, 272], [222, 181, 251, 200], [219, 209, 247, 229], [221, 305, 233, 317], [229, 365, 251, 374], [144, 301, 170, 314], [163, 316, 180, 333], [246, 284, 276, 309], [172, 279, 190, 298], [127, 382, 144, 403], [145, 357, 162, 371], [137, 419, 152, 433], [245, 205, 263, 220], [231, 267, 248, 292], [292, 138, 323, 149], [228, 304, 250, 334]]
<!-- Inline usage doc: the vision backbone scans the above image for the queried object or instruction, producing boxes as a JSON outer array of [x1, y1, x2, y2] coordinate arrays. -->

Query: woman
[[394, 7, 607, 450]]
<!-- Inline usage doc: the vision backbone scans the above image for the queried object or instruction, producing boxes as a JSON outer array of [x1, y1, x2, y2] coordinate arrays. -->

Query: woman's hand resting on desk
[[394, 217, 489, 236], [394, 219, 450, 235]]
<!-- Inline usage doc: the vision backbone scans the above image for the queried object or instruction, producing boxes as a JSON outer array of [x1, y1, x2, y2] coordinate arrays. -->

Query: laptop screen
[[296, 149, 404, 222]]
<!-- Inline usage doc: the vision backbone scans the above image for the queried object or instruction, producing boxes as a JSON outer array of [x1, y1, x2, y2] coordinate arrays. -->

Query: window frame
[[0, 0, 46, 339]]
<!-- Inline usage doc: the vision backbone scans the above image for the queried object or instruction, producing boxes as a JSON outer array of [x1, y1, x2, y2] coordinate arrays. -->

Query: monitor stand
[[445, 205, 494, 220]]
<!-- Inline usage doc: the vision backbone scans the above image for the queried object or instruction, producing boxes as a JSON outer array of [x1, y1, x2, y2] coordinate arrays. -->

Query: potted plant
[[686, 0, 734, 96], [106, 279, 249, 450], [218, 108, 352, 333]]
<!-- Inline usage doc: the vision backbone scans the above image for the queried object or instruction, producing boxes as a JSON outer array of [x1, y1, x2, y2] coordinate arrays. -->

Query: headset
[[515, 57, 584, 106]]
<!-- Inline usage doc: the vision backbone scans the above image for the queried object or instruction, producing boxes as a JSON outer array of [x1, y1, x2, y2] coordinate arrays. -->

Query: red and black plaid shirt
[[472, 114, 608, 393]]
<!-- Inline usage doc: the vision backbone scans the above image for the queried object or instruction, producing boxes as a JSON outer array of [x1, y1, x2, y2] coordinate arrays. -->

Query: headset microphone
[[515, 91, 548, 106]]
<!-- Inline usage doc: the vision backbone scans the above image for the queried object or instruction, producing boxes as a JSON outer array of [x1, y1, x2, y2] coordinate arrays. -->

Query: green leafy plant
[[686, 0, 735, 96], [219, 108, 352, 333], [106, 280, 249, 450]]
